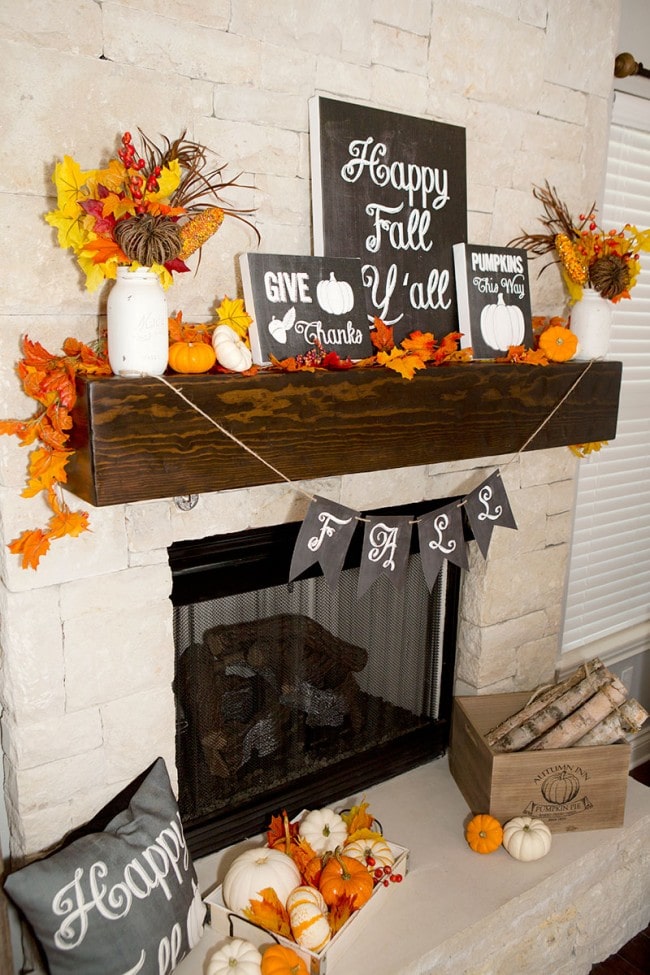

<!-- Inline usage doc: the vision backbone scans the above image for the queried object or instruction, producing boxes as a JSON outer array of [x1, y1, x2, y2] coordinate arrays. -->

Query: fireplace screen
[[170, 501, 460, 857]]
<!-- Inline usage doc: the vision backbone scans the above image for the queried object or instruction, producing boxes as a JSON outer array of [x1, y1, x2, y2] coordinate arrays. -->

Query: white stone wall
[[0, 0, 621, 859]]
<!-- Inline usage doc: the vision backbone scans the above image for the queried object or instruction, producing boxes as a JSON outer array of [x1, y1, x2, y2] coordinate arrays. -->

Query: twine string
[[152, 359, 596, 520]]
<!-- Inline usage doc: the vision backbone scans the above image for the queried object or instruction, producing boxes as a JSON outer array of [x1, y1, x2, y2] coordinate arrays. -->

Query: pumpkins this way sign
[[310, 95, 467, 346], [241, 253, 373, 364]]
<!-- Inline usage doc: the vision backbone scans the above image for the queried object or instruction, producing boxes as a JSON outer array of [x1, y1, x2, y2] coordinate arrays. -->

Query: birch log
[[485, 658, 605, 748], [573, 699, 649, 746], [489, 663, 612, 752], [526, 676, 628, 750]]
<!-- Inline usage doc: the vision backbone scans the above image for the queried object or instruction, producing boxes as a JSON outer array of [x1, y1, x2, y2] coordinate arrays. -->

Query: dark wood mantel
[[67, 360, 623, 507]]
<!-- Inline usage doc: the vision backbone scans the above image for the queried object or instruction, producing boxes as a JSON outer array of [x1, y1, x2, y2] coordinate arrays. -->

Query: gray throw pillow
[[4, 757, 205, 974]]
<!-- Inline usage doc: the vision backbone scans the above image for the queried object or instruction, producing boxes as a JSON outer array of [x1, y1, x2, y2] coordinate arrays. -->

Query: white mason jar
[[106, 266, 169, 376], [569, 287, 613, 361]]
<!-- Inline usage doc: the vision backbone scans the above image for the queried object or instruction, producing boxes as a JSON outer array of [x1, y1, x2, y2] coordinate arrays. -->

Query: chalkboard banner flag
[[453, 243, 533, 359], [240, 252, 372, 365], [310, 95, 467, 346], [289, 496, 359, 588], [357, 514, 413, 598], [464, 471, 518, 558], [417, 500, 468, 591]]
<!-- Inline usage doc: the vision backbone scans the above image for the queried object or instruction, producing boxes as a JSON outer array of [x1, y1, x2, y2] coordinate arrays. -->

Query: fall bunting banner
[[290, 471, 517, 595]]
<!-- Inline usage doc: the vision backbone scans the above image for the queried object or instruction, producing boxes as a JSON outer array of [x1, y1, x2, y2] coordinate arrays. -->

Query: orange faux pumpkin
[[465, 814, 503, 854], [318, 853, 373, 909], [168, 340, 216, 374], [538, 324, 578, 362], [260, 944, 309, 975]]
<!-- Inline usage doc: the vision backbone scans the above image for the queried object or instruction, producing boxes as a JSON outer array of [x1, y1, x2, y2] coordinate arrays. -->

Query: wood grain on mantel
[[67, 360, 622, 507]]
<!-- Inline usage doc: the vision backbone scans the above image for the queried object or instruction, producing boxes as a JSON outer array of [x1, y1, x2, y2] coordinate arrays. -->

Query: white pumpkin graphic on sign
[[480, 293, 525, 350], [268, 307, 296, 344], [316, 272, 355, 315]]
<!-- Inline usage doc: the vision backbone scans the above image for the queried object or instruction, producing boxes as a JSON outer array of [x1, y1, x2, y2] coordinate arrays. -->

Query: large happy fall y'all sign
[[310, 96, 467, 345]]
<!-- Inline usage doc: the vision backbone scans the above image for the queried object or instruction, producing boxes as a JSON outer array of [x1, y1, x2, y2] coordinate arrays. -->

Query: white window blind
[[562, 91, 650, 653]]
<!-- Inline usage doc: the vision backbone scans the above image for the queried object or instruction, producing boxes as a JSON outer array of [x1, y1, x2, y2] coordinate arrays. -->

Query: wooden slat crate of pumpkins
[[205, 805, 409, 975], [449, 658, 648, 832]]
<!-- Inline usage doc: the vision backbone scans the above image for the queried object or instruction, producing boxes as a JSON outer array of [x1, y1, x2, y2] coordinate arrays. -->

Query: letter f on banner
[[289, 496, 359, 587]]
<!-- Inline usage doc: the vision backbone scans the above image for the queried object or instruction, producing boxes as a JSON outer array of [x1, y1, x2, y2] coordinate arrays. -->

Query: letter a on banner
[[417, 500, 468, 591], [357, 515, 413, 598], [463, 470, 517, 558], [289, 496, 358, 587]]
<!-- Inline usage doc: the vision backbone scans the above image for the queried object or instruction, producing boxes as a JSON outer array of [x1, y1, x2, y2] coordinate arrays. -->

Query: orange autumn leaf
[[370, 317, 394, 352], [243, 888, 291, 938], [292, 837, 322, 886], [20, 337, 59, 368], [266, 810, 298, 853], [47, 508, 90, 540], [22, 447, 71, 497], [8, 529, 52, 571], [327, 894, 356, 935], [0, 419, 28, 439], [400, 330, 437, 361], [376, 347, 426, 380], [81, 235, 128, 265]]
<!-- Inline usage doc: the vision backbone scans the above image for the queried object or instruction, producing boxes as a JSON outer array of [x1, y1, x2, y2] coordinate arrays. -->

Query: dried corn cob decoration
[[178, 206, 225, 260], [555, 233, 588, 285]]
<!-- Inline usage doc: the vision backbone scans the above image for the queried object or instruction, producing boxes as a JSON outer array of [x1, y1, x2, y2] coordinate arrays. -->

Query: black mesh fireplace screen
[[169, 499, 461, 858]]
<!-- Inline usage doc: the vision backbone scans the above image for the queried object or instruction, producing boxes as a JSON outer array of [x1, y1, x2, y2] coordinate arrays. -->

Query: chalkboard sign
[[453, 243, 533, 359], [310, 96, 467, 345], [240, 253, 372, 364]]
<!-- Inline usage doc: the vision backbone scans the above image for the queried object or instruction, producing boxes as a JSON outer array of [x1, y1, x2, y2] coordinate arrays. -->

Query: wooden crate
[[449, 692, 630, 832]]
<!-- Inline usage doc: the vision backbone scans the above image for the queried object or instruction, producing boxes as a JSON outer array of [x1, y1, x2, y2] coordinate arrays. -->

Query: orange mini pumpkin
[[318, 852, 373, 909], [465, 813, 503, 854], [168, 340, 216, 374], [538, 324, 578, 362], [260, 944, 309, 975]]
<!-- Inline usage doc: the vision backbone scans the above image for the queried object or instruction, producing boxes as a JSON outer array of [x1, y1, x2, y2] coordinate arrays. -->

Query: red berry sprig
[[372, 862, 403, 887]]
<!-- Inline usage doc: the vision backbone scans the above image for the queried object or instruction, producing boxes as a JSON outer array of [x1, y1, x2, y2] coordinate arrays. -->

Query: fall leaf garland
[[0, 337, 112, 569]]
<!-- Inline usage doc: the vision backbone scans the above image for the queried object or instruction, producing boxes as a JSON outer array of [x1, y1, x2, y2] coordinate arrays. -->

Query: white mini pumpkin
[[207, 937, 262, 975], [344, 836, 394, 871], [222, 848, 301, 914], [298, 807, 348, 854], [287, 886, 331, 952], [212, 324, 253, 372], [502, 816, 552, 861]]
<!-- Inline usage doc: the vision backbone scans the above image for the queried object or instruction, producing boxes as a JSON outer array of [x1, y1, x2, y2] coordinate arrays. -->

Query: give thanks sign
[[310, 96, 467, 345]]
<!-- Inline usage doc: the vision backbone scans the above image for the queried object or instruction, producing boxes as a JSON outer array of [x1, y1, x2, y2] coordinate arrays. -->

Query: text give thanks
[[240, 253, 373, 364], [310, 96, 467, 345]]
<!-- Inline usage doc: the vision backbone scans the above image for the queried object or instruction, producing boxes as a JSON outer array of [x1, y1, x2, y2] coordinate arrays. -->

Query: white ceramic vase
[[106, 266, 169, 376], [569, 287, 613, 361]]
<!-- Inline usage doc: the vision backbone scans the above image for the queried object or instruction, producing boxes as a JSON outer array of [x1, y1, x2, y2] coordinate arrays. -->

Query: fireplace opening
[[169, 499, 461, 858]]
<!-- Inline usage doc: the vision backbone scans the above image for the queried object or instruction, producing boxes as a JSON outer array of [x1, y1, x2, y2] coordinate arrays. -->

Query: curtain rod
[[615, 52, 650, 80]]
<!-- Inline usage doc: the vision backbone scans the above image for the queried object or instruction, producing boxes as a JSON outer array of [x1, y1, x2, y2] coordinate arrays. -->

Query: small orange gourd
[[168, 340, 216, 374], [538, 324, 578, 362], [465, 813, 503, 854], [260, 944, 309, 975]]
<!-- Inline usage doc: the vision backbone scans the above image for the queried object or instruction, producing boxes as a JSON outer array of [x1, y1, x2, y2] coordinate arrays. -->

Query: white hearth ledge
[[177, 758, 650, 975]]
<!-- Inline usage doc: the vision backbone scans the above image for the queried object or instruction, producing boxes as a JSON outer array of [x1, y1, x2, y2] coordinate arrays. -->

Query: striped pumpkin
[[286, 886, 331, 952]]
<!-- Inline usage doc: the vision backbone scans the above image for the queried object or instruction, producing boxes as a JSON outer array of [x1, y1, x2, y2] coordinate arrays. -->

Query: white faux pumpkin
[[207, 937, 262, 975], [316, 272, 355, 315], [287, 886, 331, 952], [298, 807, 348, 854], [480, 293, 525, 350], [222, 848, 301, 914], [344, 836, 394, 870], [502, 816, 552, 861], [212, 324, 253, 372]]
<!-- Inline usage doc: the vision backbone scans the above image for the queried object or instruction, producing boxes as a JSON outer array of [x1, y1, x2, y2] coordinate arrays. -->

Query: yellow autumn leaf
[[376, 347, 427, 379], [44, 207, 88, 253], [91, 158, 129, 194], [102, 192, 136, 220], [215, 295, 253, 338], [148, 159, 182, 201], [50, 155, 95, 213]]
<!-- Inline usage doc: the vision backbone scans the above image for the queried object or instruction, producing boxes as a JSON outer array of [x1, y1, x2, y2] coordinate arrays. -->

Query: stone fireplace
[[1, 433, 580, 862]]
